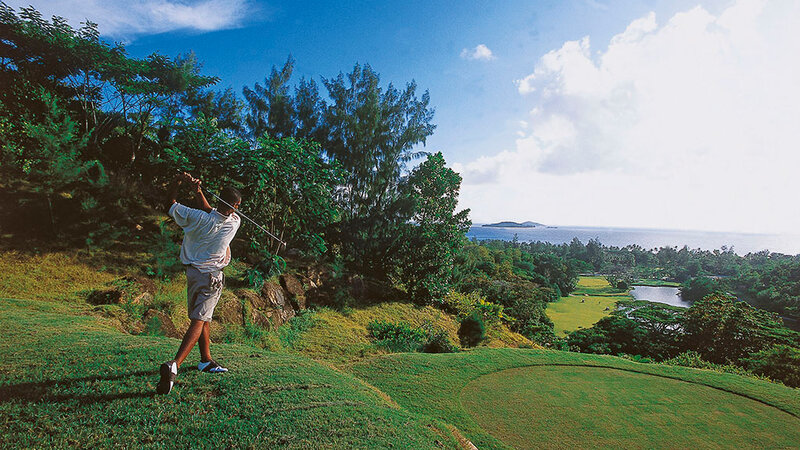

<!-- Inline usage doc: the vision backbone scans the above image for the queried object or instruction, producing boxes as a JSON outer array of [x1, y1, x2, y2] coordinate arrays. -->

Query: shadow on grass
[[0, 369, 158, 405]]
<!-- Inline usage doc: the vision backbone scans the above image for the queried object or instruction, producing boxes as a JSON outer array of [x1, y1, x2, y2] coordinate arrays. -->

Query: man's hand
[[181, 172, 202, 193]]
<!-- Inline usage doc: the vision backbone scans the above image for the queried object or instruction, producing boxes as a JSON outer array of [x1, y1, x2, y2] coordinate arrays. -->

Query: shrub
[[279, 310, 318, 349], [458, 311, 486, 347], [421, 328, 459, 354], [442, 290, 508, 325], [367, 320, 459, 353], [663, 351, 756, 378], [743, 345, 800, 388], [367, 320, 427, 353], [146, 221, 183, 280]]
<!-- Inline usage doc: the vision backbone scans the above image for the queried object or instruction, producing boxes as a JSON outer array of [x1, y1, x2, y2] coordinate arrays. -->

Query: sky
[[17, 0, 800, 234]]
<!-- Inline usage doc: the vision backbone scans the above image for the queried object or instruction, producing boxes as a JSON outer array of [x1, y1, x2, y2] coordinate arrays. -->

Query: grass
[[0, 250, 118, 302], [633, 279, 682, 287], [0, 298, 459, 448], [5, 249, 799, 449], [350, 349, 800, 450], [282, 302, 535, 364], [462, 366, 800, 449], [547, 276, 630, 335]]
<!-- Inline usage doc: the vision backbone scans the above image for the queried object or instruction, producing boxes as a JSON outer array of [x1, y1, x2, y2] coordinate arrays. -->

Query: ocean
[[466, 225, 800, 256]]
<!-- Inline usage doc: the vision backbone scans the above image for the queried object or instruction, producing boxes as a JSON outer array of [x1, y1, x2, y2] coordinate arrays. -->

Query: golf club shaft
[[205, 189, 287, 247]]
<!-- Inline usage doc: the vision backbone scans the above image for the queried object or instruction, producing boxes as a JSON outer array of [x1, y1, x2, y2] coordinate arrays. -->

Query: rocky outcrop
[[280, 273, 306, 310], [231, 279, 299, 330], [260, 282, 296, 326]]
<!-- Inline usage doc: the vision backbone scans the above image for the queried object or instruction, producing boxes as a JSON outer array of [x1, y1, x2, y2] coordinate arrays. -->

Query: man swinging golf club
[[157, 172, 242, 395]]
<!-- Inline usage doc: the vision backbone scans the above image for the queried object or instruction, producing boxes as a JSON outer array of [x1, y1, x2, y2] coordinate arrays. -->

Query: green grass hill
[[2, 252, 800, 449]]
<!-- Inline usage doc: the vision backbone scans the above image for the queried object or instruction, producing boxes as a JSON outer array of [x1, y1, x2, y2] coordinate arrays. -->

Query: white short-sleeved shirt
[[168, 202, 241, 273]]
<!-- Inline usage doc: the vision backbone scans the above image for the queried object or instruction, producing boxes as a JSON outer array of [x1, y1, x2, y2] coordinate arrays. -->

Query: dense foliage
[[367, 320, 458, 353], [458, 311, 486, 348], [0, 6, 468, 305], [567, 292, 800, 386], [451, 240, 578, 343]]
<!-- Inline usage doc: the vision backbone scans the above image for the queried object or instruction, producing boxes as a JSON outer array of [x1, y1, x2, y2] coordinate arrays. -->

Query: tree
[[680, 276, 723, 302], [242, 56, 295, 140], [681, 293, 794, 364], [567, 315, 649, 356], [322, 63, 435, 220], [396, 152, 470, 303]]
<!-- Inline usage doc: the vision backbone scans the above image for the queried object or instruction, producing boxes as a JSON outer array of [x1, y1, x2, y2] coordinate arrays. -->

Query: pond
[[629, 285, 691, 308], [629, 285, 800, 331]]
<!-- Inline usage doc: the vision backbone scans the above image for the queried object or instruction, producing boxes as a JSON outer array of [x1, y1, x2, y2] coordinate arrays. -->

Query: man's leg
[[173, 319, 206, 367], [198, 321, 212, 363]]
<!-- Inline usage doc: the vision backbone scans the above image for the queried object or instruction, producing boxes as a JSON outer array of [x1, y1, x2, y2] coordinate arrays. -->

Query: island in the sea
[[482, 221, 546, 228]]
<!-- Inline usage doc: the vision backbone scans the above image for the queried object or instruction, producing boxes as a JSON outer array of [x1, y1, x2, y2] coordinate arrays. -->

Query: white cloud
[[458, 0, 800, 234], [11, 0, 257, 38], [461, 44, 495, 61]]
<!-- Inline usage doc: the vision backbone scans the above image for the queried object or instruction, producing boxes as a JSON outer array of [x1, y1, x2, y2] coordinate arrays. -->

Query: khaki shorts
[[186, 265, 224, 322]]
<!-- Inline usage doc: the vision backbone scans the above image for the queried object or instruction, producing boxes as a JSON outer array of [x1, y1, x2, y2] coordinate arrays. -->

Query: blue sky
[[20, 1, 800, 234]]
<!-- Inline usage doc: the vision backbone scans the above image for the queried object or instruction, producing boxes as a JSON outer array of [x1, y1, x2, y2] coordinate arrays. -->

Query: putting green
[[461, 366, 800, 449]]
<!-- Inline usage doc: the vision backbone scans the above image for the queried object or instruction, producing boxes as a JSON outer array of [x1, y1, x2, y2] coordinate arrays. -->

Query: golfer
[[157, 172, 242, 395]]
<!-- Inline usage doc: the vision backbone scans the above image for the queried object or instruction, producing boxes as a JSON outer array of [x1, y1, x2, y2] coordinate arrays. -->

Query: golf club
[[181, 172, 287, 247]]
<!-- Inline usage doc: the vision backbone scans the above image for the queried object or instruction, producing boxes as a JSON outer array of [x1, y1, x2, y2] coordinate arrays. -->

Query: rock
[[236, 286, 295, 328], [261, 282, 296, 326], [131, 292, 153, 305], [234, 289, 263, 309], [280, 273, 306, 310], [305, 265, 330, 288], [142, 309, 180, 338], [214, 292, 244, 325], [250, 309, 272, 328]]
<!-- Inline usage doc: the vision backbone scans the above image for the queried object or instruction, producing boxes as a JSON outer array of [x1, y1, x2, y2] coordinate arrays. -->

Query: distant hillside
[[482, 221, 545, 228]]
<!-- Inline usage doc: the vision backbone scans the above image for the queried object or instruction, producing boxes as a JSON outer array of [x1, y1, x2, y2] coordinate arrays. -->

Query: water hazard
[[630, 285, 800, 331], [629, 286, 690, 308]]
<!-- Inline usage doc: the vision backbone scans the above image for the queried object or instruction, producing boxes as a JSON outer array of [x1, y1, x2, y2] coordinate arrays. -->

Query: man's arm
[[191, 177, 213, 213], [166, 173, 187, 212]]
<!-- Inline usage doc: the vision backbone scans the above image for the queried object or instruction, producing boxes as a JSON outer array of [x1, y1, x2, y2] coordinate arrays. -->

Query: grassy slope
[[288, 303, 534, 364], [0, 298, 459, 448], [5, 251, 800, 449], [0, 250, 119, 302], [350, 349, 800, 449], [0, 248, 531, 361], [547, 276, 630, 335]]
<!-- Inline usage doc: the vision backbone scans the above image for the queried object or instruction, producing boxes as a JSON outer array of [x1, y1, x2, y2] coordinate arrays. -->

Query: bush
[[279, 310, 318, 349], [367, 320, 459, 353], [421, 327, 459, 354], [146, 221, 183, 280], [458, 311, 486, 347], [662, 351, 756, 378], [442, 290, 508, 325], [744, 345, 800, 388], [367, 320, 428, 353]]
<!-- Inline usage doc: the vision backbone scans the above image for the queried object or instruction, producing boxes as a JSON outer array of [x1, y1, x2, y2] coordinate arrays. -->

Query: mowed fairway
[[461, 366, 800, 449], [547, 276, 629, 335], [351, 350, 800, 449]]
